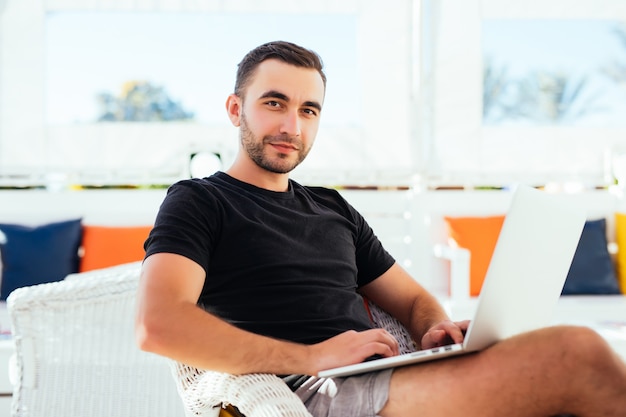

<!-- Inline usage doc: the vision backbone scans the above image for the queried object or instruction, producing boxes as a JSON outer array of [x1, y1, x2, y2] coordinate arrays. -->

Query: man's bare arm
[[359, 263, 468, 350], [135, 253, 399, 375]]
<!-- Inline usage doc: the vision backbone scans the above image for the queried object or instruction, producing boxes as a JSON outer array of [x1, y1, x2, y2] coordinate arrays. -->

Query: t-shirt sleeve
[[144, 180, 220, 275]]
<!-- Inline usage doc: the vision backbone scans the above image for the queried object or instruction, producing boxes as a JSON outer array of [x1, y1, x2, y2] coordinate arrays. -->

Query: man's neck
[[226, 162, 290, 192]]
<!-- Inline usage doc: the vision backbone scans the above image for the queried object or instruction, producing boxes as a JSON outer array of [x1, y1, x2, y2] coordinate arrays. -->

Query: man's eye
[[303, 108, 318, 116], [266, 101, 280, 108]]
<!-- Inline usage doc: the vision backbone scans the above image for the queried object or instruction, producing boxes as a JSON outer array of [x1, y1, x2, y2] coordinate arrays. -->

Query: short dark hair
[[234, 41, 326, 96]]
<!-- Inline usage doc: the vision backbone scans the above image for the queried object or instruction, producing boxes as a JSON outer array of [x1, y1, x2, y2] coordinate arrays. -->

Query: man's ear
[[225, 94, 242, 127]]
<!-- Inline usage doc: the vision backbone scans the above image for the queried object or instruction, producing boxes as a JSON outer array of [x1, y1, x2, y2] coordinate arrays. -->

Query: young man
[[135, 41, 626, 416]]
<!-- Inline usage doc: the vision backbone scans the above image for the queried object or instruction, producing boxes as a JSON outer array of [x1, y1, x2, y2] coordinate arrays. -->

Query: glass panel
[[45, 11, 359, 127], [483, 19, 626, 127]]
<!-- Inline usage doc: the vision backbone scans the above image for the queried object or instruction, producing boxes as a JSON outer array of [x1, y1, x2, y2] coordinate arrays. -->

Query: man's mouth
[[269, 142, 299, 152]]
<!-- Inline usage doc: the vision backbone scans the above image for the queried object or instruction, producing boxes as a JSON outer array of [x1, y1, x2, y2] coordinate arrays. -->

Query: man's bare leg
[[380, 325, 626, 417]]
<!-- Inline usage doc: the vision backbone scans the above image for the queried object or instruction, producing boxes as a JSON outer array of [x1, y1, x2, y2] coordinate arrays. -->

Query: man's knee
[[545, 325, 614, 368]]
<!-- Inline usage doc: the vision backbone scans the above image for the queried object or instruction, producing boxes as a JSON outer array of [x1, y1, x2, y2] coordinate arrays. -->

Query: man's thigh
[[379, 325, 626, 417]]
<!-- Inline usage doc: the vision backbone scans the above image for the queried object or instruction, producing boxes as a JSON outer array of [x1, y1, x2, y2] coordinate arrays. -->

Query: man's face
[[235, 59, 325, 174]]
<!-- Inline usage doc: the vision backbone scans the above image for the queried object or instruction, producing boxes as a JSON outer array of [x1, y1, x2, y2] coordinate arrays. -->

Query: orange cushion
[[80, 225, 152, 272], [443, 215, 505, 296], [614, 213, 626, 294]]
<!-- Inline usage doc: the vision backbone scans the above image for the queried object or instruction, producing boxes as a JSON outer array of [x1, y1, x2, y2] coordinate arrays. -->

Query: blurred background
[[1, 0, 626, 190]]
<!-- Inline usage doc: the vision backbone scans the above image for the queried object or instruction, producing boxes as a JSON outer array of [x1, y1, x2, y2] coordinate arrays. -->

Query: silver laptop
[[318, 184, 586, 378]]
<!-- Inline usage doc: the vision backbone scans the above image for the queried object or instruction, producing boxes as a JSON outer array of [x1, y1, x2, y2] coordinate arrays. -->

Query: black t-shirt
[[144, 171, 396, 345]]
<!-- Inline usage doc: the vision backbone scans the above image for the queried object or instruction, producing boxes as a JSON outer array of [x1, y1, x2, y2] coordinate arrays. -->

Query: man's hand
[[420, 319, 470, 349], [310, 328, 400, 375]]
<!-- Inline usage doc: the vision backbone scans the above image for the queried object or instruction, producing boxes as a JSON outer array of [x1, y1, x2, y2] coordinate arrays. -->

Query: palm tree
[[514, 71, 602, 124], [602, 22, 626, 85], [484, 67, 603, 125], [483, 58, 516, 123], [96, 81, 195, 122]]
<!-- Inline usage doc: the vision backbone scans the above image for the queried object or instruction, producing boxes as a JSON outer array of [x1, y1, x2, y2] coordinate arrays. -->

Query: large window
[[0, 1, 416, 187], [6, 0, 626, 189], [45, 12, 360, 127], [483, 19, 626, 128], [422, 0, 626, 187]]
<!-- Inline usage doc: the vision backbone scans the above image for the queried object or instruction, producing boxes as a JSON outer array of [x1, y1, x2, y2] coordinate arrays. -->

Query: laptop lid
[[317, 184, 586, 377], [463, 184, 586, 351]]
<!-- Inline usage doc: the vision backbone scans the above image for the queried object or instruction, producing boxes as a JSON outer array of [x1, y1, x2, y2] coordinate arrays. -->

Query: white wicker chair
[[6, 262, 185, 417], [170, 301, 417, 417], [6, 260, 415, 417]]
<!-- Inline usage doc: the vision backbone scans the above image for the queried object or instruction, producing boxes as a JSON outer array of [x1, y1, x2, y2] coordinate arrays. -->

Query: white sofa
[[4, 185, 625, 293], [1, 186, 626, 415]]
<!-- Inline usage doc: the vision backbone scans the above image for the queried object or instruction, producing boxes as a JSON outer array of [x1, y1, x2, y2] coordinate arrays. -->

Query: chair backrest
[[6, 262, 185, 417], [367, 300, 416, 354]]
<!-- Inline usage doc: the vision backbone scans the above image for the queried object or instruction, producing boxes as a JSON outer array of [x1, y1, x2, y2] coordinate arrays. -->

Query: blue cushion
[[562, 218, 621, 295], [0, 219, 83, 300]]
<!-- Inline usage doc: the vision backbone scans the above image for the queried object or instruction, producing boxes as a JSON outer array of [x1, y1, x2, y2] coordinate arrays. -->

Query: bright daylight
[[0, 1, 626, 417]]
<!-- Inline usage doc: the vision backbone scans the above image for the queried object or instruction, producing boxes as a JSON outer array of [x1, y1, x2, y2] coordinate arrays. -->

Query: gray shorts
[[292, 369, 393, 417]]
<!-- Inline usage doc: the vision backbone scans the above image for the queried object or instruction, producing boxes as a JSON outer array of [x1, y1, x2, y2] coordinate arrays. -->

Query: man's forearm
[[408, 291, 451, 348], [136, 254, 318, 376], [136, 302, 315, 376]]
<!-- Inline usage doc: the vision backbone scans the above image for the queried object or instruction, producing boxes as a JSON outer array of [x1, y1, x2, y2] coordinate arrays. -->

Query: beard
[[240, 113, 311, 174]]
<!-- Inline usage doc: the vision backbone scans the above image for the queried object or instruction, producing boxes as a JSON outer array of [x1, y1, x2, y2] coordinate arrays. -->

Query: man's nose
[[279, 110, 301, 137]]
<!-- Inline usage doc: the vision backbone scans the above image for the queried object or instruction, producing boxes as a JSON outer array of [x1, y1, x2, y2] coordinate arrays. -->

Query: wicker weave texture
[[171, 362, 312, 417], [7, 263, 186, 417], [368, 300, 417, 354]]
